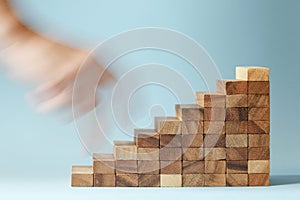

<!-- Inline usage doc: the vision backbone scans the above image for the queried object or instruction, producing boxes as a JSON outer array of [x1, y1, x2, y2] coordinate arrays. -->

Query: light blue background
[[0, 0, 299, 190]]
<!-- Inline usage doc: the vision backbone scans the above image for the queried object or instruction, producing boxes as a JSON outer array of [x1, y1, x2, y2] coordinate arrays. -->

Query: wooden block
[[175, 104, 204, 121], [248, 108, 270, 121], [183, 148, 204, 160], [226, 148, 248, 161], [227, 161, 248, 174], [204, 108, 226, 121], [160, 134, 182, 147], [196, 92, 226, 107], [205, 174, 226, 186], [116, 160, 137, 174], [249, 174, 270, 186], [116, 174, 138, 187], [248, 81, 270, 94], [248, 121, 270, 134], [226, 95, 248, 107], [160, 160, 182, 174], [182, 134, 203, 148], [137, 148, 159, 160], [248, 160, 270, 173], [138, 174, 160, 187], [182, 174, 205, 187], [204, 121, 225, 134], [182, 121, 203, 135], [248, 134, 270, 147], [204, 148, 226, 160], [248, 95, 270, 107], [155, 117, 181, 134], [93, 154, 115, 174], [137, 160, 159, 174], [216, 80, 247, 95], [71, 166, 94, 187], [225, 121, 247, 134], [248, 147, 270, 160], [94, 174, 115, 187], [160, 148, 182, 160], [204, 134, 226, 148], [226, 108, 248, 121], [114, 141, 137, 160], [226, 134, 247, 147], [236, 66, 269, 81], [134, 129, 159, 148], [182, 161, 205, 174], [205, 161, 226, 174], [160, 174, 182, 187], [226, 174, 248, 186]]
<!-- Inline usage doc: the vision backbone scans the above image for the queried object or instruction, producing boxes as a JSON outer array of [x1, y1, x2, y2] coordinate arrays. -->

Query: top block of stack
[[236, 66, 269, 81]]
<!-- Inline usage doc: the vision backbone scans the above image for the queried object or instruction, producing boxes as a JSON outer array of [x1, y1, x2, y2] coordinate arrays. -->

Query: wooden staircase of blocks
[[71, 66, 270, 187]]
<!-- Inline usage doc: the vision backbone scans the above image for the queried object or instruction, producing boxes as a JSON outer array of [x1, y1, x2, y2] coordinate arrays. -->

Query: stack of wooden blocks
[[71, 66, 270, 187]]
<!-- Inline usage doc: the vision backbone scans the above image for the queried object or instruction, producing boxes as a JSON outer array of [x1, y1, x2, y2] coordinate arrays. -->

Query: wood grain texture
[[182, 174, 205, 187], [138, 175, 160, 187], [248, 121, 270, 134], [226, 174, 248, 186], [116, 174, 138, 187], [248, 147, 270, 160], [248, 94, 270, 107], [227, 161, 248, 174], [226, 95, 248, 107], [155, 117, 181, 135], [225, 121, 247, 134], [160, 148, 182, 160], [216, 80, 247, 95], [204, 148, 226, 160], [248, 134, 270, 147], [71, 166, 94, 187], [182, 121, 204, 135], [204, 121, 225, 134], [134, 129, 159, 148], [116, 160, 137, 174], [160, 134, 182, 147], [204, 108, 226, 121], [94, 174, 115, 187], [248, 108, 270, 121], [93, 154, 115, 174], [248, 81, 270, 94], [175, 104, 204, 121], [160, 160, 182, 174], [226, 134, 248, 148], [226, 148, 248, 161], [249, 174, 270, 186], [248, 160, 270, 173], [226, 108, 248, 121], [203, 134, 226, 148], [182, 161, 205, 174], [236, 66, 269, 81], [205, 174, 226, 186], [182, 134, 203, 148], [205, 161, 226, 174], [183, 148, 204, 161], [137, 161, 159, 174], [114, 141, 137, 160], [196, 92, 226, 107], [160, 174, 182, 187], [137, 148, 159, 160]]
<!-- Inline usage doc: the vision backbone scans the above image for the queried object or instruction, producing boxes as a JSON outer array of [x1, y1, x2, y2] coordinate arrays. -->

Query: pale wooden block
[[137, 148, 159, 160], [236, 66, 269, 81], [72, 166, 94, 187], [155, 117, 181, 134], [196, 92, 226, 107], [226, 95, 248, 107], [226, 134, 248, 147], [205, 174, 226, 187], [204, 148, 226, 160], [248, 160, 270, 173], [175, 104, 204, 121], [114, 141, 137, 160], [160, 174, 182, 187]]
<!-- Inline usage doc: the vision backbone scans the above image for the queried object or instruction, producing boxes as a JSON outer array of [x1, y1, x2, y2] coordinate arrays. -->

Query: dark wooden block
[[248, 94, 270, 107], [116, 174, 138, 187], [183, 174, 205, 187], [248, 134, 270, 147], [226, 174, 248, 186], [160, 160, 182, 174], [137, 160, 159, 174], [196, 92, 226, 107], [204, 108, 226, 121], [205, 161, 226, 174], [138, 175, 160, 187], [137, 148, 159, 160], [183, 148, 204, 160], [155, 117, 181, 134], [94, 174, 116, 187], [248, 108, 270, 121], [227, 161, 248, 174], [160, 134, 182, 147], [93, 154, 115, 174], [204, 121, 225, 134], [182, 134, 203, 148], [248, 121, 270, 134], [248, 81, 270, 94], [134, 129, 159, 148], [205, 174, 226, 186], [216, 80, 247, 95], [71, 166, 94, 187], [226, 95, 248, 107], [248, 147, 270, 160], [249, 174, 270, 186], [226, 134, 248, 147], [160, 148, 182, 160], [182, 121, 204, 135], [226, 108, 248, 121], [175, 104, 204, 121], [226, 148, 248, 161], [204, 134, 226, 148], [225, 121, 247, 134], [182, 161, 205, 174], [248, 160, 270, 173], [204, 148, 226, 160], [116, 160, 137, 174]]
